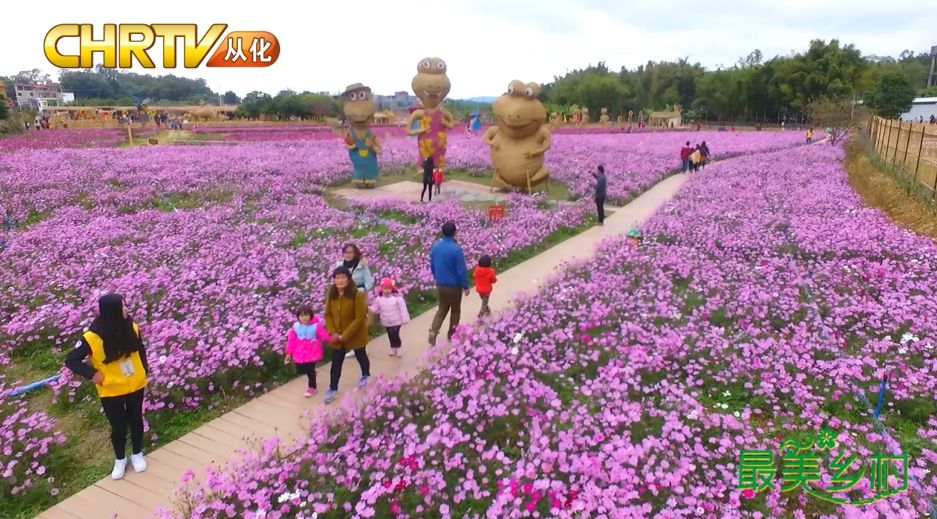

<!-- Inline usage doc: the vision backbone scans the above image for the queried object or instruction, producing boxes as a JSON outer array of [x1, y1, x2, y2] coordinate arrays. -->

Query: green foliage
[[806, 96, 857, 144], [444, 99, 490, 121], [235, 90, 338, 119], [542, 40, 926, 123], [58, 66, 216, 104], [864, 70, 917, 118], [919, 86, 937, 97]]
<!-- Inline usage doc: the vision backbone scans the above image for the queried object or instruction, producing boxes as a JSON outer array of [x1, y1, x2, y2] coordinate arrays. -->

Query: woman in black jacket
[[420, 156, 434, 202]]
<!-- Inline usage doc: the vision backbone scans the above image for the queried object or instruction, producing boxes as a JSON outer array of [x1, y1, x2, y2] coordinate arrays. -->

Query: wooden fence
[[867, 116, 937, 196]]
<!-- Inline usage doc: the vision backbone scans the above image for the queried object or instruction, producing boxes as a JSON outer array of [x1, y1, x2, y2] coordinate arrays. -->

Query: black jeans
[[100, 388, 145, 459], [296, 361, 316, 388], [329, 347, 370, 391], [386, 326, 402, 348], [421, 180, 433, 201], [595, 198, 606, 224]]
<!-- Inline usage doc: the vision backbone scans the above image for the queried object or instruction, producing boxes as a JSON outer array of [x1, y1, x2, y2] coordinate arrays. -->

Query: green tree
[[58, 68, 214, 104], [223, 91, 240, 105], [864, 70, 916, 118], [303, 94, 337, 118], [806, 96, 858, 145], [237, 91, 273, 118]]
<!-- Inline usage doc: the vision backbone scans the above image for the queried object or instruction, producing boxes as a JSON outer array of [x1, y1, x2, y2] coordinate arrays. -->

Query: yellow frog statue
[[482, 80, 552, 193]]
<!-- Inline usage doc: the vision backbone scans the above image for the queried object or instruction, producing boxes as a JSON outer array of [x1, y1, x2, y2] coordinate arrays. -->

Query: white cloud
[[1, 0, 934, 98]]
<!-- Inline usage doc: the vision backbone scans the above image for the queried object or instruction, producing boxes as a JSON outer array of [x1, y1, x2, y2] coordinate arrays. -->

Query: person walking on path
[[284, 305, 331, 397], [421, 156, 434, 202], [680, 141, 693, 172], [64, 293, 149, 480], [323, 267, 371, 404], [369, 278, 411, 357], [593, 165, 608, 226], [473, 255, 497, 319], [428, 222, 470, 346], [690, 145, 703, 172], [334, 243, 374, 294], [334, 243, 374, 357], [806, 128, 814, 144], [700, 141, 711, 168]]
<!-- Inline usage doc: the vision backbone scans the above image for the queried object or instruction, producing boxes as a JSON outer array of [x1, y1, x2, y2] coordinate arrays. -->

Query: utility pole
[[851, 91, 856, 122], [929, 45, 937, 88]]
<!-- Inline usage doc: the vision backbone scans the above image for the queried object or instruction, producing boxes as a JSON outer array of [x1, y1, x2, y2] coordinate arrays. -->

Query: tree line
[[234, 91, 490, 121], [2, 38, 931, 124], [541, 39, 931, 123], [1, 66, 226, 107]]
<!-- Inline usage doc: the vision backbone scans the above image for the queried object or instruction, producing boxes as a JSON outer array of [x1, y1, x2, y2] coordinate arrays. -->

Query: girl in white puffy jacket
[[369, 278, 411, 357]]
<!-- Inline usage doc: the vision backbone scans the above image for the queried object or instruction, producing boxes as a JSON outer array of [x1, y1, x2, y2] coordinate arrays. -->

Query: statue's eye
[[349, 92, 358, 101], [422, 60, 432, 69], [524, 87, 534, 98], [507, 84, 515, 94], [436, 60, 446, 70]]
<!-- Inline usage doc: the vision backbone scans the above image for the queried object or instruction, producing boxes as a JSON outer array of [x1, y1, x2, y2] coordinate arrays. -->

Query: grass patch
[[846, 132, 937, 239], [119, 130, 224, 148]]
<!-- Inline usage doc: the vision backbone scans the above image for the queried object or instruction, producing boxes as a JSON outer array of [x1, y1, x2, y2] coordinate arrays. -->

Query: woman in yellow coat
[[64, 293, 149, 480], [324, 267, 370, 403]]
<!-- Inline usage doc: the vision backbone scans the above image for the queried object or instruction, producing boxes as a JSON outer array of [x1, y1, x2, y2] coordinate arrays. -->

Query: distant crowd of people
[[24, 114, 50, 130], [680, 141, 711, 173]]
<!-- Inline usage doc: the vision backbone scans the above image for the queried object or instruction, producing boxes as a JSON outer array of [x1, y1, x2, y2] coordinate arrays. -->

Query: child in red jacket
[[432, 167, 444, 195], [473, 255, 497, 319]]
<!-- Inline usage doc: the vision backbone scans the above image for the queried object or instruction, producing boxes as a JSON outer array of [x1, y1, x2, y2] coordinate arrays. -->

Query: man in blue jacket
[[429, 221, 470, 345], [593, 165, 607, 226]]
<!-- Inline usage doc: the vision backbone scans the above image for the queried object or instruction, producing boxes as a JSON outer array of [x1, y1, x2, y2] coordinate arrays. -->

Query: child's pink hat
[[379, 278, 397, 290]]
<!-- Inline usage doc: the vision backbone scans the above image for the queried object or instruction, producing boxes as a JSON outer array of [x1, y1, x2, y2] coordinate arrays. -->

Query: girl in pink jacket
[[369, 278, 411, 357], [284, 305, 331, 397]]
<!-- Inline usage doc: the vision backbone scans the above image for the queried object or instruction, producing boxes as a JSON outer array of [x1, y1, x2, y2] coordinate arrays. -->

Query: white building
[[14, 82, 64, 110], [901, 97, 937, 122]]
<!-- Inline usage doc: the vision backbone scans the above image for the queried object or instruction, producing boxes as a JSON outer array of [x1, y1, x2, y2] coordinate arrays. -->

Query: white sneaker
[[130, 453, 147, 473], [345, 350, 354, 358], [111, 458, 128, 480]]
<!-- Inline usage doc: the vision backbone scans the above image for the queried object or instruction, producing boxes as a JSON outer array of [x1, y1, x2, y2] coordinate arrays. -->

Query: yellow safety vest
[[84, 323, 147, 398]]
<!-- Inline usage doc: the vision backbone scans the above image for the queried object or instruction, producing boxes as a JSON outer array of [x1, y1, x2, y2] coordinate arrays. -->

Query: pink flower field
[[4, 127, 894, 518], [159, 143, 936, 518]]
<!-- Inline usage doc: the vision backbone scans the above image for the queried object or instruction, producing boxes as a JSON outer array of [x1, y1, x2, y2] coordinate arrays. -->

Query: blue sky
[[2, 0, 933, 99]]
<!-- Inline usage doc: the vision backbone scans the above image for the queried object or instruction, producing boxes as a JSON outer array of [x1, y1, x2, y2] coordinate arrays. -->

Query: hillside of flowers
[[165, 143, 935, 518], [1, 130, 811, 221], [0, 160, 588, 512], [0, 129, 818, 513]]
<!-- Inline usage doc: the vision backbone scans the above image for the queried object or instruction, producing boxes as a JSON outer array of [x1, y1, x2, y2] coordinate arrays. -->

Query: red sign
[[488, 205, 505, 222]]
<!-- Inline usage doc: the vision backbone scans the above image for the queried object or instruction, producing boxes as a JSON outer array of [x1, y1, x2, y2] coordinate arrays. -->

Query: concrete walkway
[[38, 173, 689, 519]]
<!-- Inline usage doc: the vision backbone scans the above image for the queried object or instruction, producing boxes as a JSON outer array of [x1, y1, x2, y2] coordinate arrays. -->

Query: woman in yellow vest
[[65, 293, 149, 480]]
